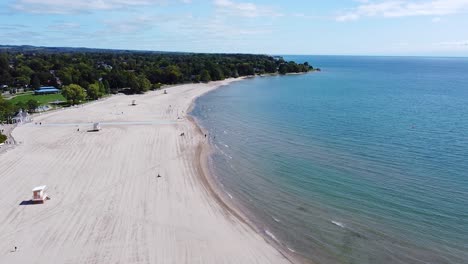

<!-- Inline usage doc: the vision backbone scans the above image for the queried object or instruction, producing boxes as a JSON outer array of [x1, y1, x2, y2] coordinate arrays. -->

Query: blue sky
[[1, 0, 468, 56]]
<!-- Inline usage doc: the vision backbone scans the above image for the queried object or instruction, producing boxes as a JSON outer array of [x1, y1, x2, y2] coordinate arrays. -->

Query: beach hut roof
[[32, 185, 46, 192], [37, 86, 57, 90], [35, 87, 60, 94]]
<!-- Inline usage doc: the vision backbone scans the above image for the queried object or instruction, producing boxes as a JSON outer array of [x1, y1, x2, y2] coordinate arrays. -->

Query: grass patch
[[9, 93, 66, 106]]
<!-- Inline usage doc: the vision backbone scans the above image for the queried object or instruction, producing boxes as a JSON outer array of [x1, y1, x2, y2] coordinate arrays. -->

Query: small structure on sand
[[32, 185, 48, 203], [164, 90, 167, 94], [93, 123, 101, 131], [131, 100, 137, 106], [88, 123, 101, 132]]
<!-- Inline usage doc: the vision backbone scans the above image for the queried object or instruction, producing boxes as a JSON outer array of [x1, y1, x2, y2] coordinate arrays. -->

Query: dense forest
[[0, 45, 316, 122]]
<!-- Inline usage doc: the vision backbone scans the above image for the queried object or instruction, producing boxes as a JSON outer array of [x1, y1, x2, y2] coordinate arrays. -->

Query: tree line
[[0, 47, 315, 121]]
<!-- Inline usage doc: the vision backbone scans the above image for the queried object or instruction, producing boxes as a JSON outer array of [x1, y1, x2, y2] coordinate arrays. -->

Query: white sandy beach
[[0, 79, 291, 264]]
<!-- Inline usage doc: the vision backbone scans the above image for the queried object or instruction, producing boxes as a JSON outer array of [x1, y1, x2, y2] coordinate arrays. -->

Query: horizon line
[[1, 43, 468, 59]]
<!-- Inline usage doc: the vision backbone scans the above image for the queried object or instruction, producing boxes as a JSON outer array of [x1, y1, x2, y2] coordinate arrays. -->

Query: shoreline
[[187, 80, 312, 264], [188, 115, 303, 264]]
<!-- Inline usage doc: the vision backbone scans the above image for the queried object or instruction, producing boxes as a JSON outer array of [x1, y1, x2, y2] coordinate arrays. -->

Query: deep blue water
[[191, 56, 468, 264]]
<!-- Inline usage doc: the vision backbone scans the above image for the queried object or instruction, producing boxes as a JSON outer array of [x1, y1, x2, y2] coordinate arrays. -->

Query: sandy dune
[[0, 80, 290, 264]]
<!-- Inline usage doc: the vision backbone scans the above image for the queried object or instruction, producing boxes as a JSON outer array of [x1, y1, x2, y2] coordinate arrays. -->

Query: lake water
[[191, 56, 468, 264]]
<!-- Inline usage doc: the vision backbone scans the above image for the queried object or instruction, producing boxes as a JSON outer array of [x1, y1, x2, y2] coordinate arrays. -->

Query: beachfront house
[[34, 86, 60, 95]]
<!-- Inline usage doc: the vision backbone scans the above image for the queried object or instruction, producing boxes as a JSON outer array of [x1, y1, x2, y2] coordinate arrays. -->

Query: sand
[[0, 79, 292, 264]]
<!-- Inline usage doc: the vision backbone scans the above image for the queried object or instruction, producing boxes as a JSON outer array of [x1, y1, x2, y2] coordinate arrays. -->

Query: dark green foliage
[[200, 70, 211, 83], [151, 83, 162, 90], [0, 133, 7, 144], [62, 84, 86, 105], [0, 48, 312, 93], [31, 75, 40, 89], [15, 101, 26, 110], [0, 53, 12, 85], [26, 99, 39, 113], [87, 82, 102, 100], [0, 96, 16, 122], [278, 61, 312, 75]]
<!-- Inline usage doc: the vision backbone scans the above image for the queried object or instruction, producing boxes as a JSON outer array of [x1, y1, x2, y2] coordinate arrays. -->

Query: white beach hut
[[132, 100, 136, 106], [93, 122, 101, 131], [32, 185, 48, 203]]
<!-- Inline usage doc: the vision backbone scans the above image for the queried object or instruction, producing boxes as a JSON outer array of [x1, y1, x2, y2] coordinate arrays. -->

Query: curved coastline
[[1, 78, 300, 263], [187, 79, 312, 264]]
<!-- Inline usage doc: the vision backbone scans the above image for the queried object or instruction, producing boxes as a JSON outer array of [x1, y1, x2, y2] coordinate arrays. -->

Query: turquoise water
[[191, 56, 468, 264]]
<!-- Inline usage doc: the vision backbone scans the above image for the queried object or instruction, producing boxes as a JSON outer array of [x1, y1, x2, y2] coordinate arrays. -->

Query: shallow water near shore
[[191, 56, 468, 264]]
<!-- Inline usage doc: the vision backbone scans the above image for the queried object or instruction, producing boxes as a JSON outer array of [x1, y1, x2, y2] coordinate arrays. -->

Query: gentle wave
[[331, 220, 345, 228]]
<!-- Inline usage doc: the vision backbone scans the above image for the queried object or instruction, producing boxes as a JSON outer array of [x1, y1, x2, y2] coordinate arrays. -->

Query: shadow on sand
[[19, 200, 41, 206]]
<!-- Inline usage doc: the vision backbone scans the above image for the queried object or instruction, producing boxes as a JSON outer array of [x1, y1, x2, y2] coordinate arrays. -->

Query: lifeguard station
[[32, 185, 48, 203], [93, 123, 101, 131]]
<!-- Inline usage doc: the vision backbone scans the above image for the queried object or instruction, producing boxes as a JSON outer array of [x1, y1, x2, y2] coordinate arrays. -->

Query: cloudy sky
[[1, 0, 468, 56]]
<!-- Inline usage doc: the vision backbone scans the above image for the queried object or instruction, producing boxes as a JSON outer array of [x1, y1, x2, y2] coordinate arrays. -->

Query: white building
[[12, 109, 31, 124]]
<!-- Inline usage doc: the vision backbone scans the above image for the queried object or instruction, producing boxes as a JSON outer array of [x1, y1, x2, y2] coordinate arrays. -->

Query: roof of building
[[35, 87, 60, 93], [13, 109, 29, 120], [38, 86, 57, 90], [32, 185, 46, 192]]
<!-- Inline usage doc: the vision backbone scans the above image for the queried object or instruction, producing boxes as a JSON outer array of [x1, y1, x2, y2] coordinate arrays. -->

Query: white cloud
[[11, 0, 190, 14], [336, 0, 468, 21], [213, 0, 282, 18], [48, 23, 81, 31], [103, 16, 158, 34], [436, 40, 468, 46]]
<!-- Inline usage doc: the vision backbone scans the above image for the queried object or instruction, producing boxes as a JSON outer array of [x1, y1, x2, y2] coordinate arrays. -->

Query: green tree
[[0, 96, 15, 122], [15, 76, 30, 87], [163, 65, 182, 84], [210, 67, 224, 81], [0, 133, 7, 144], [62, 84, 86, 105], [15, 101, 26, 110], [0, 54, 12, 85], [278, 64, 288, 75], [26, 99, 39, 113], [87, 82, 102, 100], [102, 79, 110, 94], [31, 75, 41, 89], [200, 70, 211, 83], [137, 75, 151, 93], [16, 65, 34, 86], [151, 83, 162, 90], [98, 81, 106, 95], [127, 72, 139, 94]]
